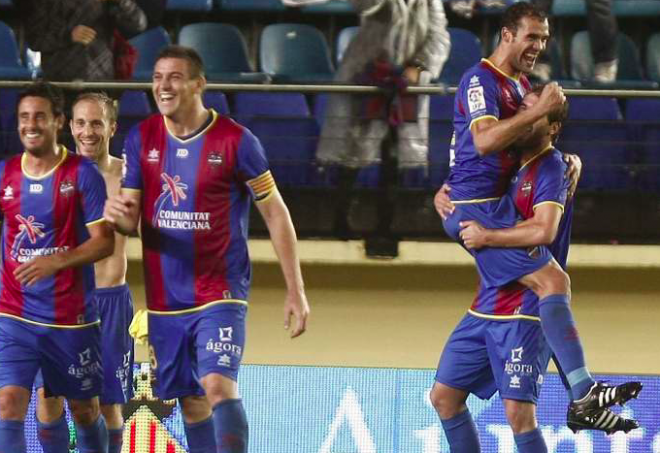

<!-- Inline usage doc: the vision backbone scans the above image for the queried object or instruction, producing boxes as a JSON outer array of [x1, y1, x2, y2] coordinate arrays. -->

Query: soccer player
[[103, 45, 310, 453], [432, 87, 638, 453], [35, 92, 134, 453], [0, 82, 114, 453], [438, 1, 641, 436]]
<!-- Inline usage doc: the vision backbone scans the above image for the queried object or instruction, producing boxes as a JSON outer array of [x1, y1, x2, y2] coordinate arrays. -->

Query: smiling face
[[18, 96, 64, 157], [152, 57, 205, 120], [501, 16, 550, 74], [70, 99, 116, 162]]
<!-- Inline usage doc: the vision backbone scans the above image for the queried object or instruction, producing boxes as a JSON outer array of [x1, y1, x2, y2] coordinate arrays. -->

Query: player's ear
[[109, 120, 117, 138], [55, 112, 65, 131]]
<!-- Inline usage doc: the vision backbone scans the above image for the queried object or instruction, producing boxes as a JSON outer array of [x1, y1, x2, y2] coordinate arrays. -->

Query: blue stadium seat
[[336, 26, 359, 66], [0, 0, 12, 8], [0, 22, 31, 80], [232, 93, 317, 186], [624, 98, 660, 191], [570, 31, 658, 89], [646, 33, 660, 83], [554, 0, 660, 16], [113, 90, 153, 157], [167, 0, 212, 10], [203, 91, 230, 115], [301, 0, 355, 14], [438, 28, 482, 85], [129, 27, 172, 81], [0, 89, 20, 157], [216, 0, 286, 11], [259, 24, 334, 83], [312, 93, 329, 128], [428, 95, 455, 187], [178, 23, 269, 83], [558, 97, 632, 191]]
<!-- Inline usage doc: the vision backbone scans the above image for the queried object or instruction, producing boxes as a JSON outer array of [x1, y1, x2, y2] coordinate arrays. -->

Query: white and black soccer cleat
[[569, 381, 643, 417], [567, 407, 639, 435]]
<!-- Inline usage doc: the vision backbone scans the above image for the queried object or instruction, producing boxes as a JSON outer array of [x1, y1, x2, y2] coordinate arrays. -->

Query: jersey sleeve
[[121, 126, 143, 190], [78, 160, 108, 225], [235, 127, 276, 201], [533, 156, 569, 210], [458, 69, 501, 128]]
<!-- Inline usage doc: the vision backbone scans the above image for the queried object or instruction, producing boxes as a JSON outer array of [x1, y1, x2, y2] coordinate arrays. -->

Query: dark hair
[[155, 45, 205, 79], [72, 91, 118, 123], [17, 81, 65, 118], [531, 84, 569, 142], [500, 2, 547, 36]]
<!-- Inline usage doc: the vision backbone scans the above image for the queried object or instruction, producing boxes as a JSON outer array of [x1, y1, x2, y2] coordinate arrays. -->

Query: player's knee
[[68, 399, 100, 426], [0, 387, 30, 421], [200, 373, 238, 408], [430, 383, 466, 420], [503, 400, 537, 434], [179, 395, 212, 424], [36, 391, 65, 424], [100, 404, 123, 430]]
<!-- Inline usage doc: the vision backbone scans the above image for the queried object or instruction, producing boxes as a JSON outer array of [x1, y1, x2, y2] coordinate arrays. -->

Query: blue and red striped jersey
[[122, 110, 275, 313], [470, 147, 572, 320], [447, 59, 532, 201], [0, 148, 106, 326]]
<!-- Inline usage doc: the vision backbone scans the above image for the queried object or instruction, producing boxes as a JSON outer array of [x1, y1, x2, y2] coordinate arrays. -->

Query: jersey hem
[[467, 309, 540, 322], [0, 312, 100, 329], [452, 197, 501, 204]]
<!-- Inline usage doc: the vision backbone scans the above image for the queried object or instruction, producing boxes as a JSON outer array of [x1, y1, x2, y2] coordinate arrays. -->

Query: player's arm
[[255, 190, 310, 339], [104, 188, 142, 236], [14, 220, 114, 286], [472, 83, 565, 156], [460, 203, 563, 250]]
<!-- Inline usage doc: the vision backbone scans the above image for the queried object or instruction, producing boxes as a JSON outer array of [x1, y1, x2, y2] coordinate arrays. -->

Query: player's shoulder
[[126, 113, 163, 140], [538, 148, 568, 177], [459, 60, 498, 88]]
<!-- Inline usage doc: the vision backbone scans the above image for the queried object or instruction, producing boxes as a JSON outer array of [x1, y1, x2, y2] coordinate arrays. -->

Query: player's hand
[[103, 194, 135, 227], [14, 255, 61, 286], [71, 25, 97, 45], [563, 153, 582, 200], [459, 220, 488, 249], [434, 184, 455, 221], [403, 66, 421, 85], [283, 290, 309, 339], [536, 82, 565, 117]]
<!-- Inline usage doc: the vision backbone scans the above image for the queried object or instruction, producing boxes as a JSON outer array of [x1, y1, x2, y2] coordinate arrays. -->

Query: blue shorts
[[36, 285, 135, 404], [148, 303, 247, 400], [443, 198, 552, 288], [435, 314, 552, 403], [0, 317, 102, 400]]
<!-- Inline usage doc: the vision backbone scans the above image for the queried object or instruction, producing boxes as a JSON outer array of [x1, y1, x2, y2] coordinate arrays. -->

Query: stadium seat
[[0, 0, 12, 7], [624, 98, 660, 191], [646, 33, 660, 83], [0, 89, 20, 157], [203, 91, 230, 115], [0, 21, 32, 80], [178, 23, 269, 83], [336, 26, 359, 66], [216, 0, 286, 12], [438, 28, 482, 85], [301, 0, 355, 14], [113, 90, 153, 156], [232, 93, 317, 187], [129, 27, 172, 81], [570, 31, 658, 89], [259, 24, 334, 83], [553, 0, 660, 16], [166, 0, 212, 10], [558, 97, 632, 191]]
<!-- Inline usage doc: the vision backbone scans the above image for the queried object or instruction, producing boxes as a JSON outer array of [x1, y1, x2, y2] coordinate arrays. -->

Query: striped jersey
[[0, 148, 106, 326], [122, 110, 275, 313], [470, 147, 572, 319], [446, 59, 532, 201]]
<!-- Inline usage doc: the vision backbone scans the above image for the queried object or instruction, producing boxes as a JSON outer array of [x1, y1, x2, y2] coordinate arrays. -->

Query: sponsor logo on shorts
[[206, 325, 242, 368], [509, 375, 521, 389], [68, 347, 102, 385], [505, 346, 534, 387]]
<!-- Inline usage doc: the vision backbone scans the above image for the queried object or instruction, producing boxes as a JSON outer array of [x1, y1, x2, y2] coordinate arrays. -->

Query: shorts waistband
[[452, 197, 501, 205], [95, 283, 130, 297]]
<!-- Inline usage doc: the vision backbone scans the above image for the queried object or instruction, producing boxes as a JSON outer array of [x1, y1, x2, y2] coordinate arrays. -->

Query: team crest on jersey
[[208, 153, 223, 166], [2, 185, 13, 200], [147, 148, 160, 162], [59, 180, 75, 196]]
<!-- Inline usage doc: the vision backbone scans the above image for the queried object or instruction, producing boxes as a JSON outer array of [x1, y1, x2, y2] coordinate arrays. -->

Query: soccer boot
[[567, 407, 639, 435], [570, 381, 643, 417]]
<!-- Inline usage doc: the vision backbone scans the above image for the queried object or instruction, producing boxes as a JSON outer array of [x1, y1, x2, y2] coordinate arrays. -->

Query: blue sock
[[440, 410, 480, 453], [514, 428, 547, 453], [0, 419, 26, 453], [552, 356, 574, 400], [212, 399, 248, 453], [108, 427, 124, 453], [75, 415, 108, 453], [539, 294, 595, 400], [37, 414, 69, 453], [184, 417, 216, 453]]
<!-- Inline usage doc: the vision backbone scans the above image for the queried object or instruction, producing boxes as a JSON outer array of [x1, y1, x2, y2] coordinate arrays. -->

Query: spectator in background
[[134, 0, 167, 29], [20, 0, 147, 81], [532, 0, 619, 82], [287, 0, 450, 253]]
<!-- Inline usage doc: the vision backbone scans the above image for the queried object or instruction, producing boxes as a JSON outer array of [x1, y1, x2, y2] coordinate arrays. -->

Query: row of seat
[[1, 87, 659, 191]]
